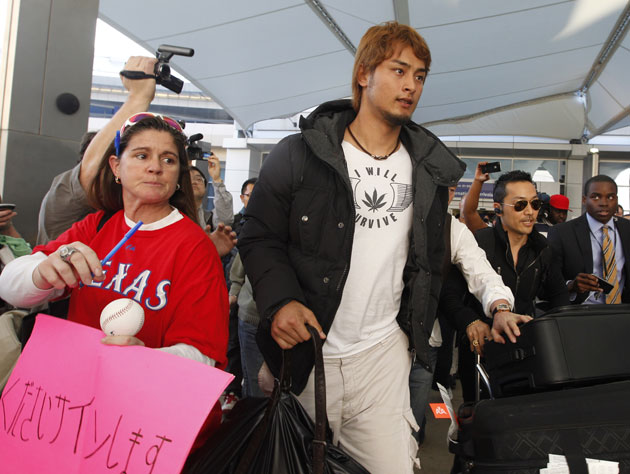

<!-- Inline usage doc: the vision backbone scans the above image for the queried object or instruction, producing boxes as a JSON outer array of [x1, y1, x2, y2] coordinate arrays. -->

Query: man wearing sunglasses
[[441, 171, 569, 401], [475, 170, 569, 316]]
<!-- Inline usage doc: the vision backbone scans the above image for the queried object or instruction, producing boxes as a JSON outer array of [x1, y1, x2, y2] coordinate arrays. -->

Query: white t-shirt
[[323, 141, 413, 357]]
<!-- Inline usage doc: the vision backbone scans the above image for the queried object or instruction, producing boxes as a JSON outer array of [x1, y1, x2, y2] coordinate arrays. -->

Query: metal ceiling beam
[[304, 0, 356, 54], [393, 0, 410, 25], [580, 2, 630, 93], [589, 105, 630, 138], [421, 91, 580, 128]]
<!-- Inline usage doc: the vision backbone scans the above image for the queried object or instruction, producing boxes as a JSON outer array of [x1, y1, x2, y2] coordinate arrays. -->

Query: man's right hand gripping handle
[[271, 300, 326, 349]]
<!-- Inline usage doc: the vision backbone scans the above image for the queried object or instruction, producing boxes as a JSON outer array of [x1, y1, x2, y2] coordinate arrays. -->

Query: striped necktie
[[602, 226, 621, 304]]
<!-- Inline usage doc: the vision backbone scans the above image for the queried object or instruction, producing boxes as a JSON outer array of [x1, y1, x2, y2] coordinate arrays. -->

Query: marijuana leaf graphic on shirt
[[363, 189, 387, 212]]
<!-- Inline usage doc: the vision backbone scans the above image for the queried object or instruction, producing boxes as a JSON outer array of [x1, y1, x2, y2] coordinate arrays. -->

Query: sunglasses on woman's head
[[120, 112, 184, 136], [503, 198, 543, 212]]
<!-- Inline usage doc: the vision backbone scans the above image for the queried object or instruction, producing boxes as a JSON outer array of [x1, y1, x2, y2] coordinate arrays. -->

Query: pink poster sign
[[0, 314, 233, 473]]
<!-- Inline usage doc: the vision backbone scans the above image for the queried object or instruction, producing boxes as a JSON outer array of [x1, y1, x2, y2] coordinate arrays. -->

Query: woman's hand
[[101, 335, 145, 347], [33, 242, 105, 290], [465, 319, 492, 355]]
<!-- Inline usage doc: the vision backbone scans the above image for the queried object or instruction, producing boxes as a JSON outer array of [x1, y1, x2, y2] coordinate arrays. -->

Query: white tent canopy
[[100, 0, 630, 140]]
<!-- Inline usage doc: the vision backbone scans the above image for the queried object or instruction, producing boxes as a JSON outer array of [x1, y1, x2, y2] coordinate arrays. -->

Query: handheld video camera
[[187, 133, 206, 161], [154, 44, 194, 94]]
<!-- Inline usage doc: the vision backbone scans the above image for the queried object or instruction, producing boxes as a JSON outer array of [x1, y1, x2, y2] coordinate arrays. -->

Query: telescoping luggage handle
[[475, 353, 494, 401], [234, 325, 327, 474]]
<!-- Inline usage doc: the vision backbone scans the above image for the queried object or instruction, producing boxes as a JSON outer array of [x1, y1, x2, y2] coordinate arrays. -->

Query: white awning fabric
[[99, 0, 630, 140]]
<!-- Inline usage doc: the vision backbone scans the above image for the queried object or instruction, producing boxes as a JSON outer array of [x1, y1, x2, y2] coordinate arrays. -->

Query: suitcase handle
[[475, 356, 494, 400], [484, 345, 536, 370]]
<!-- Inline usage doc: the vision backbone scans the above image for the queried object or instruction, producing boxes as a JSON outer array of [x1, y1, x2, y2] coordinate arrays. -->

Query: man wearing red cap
[[534, 194, 571, 237], [548, 194, 571, 225]]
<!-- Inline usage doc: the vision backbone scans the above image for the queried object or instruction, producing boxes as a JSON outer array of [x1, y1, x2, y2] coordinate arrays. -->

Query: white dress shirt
[[429, 216, 515, 347], [583, 213, 626, 304]]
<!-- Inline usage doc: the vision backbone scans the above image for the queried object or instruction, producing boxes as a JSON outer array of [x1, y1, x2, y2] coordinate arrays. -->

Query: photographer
[[37, 56, 157, 245], [461, 161, 494, 233], [36, 55, 235, 257], [193, 153, 234, 230]]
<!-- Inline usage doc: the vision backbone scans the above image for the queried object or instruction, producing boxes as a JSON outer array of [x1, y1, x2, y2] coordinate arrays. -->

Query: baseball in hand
[[100, 298, 145, 336]]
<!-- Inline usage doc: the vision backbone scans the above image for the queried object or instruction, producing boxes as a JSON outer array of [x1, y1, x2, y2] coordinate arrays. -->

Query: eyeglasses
[[503, 198, 543, 212], [191, 175, 206, 184], [242, 193, 251, 197], [120, 112, 184, 136]]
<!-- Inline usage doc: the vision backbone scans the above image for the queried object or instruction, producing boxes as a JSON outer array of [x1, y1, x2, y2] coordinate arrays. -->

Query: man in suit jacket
[[548, 175, 630, 304]]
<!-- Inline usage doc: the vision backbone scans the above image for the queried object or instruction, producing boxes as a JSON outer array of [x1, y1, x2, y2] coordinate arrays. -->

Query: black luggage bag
[[450, 380, 630, 473], [483, 304, 630, 397]]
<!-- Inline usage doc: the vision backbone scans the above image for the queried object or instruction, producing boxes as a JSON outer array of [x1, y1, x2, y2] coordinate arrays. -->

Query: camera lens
[[156, 63, 170, 80]]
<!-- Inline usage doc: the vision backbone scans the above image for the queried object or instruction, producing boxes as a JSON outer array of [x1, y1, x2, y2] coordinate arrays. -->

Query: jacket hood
[[299, 99, 465, 187]]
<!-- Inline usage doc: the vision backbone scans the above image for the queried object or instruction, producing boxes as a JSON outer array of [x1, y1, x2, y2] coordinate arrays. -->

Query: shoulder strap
[[441, 215, 452, 284], [97, 210, 116, 232]]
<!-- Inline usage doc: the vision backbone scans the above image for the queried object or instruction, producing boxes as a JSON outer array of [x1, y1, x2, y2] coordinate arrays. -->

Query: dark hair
[[88, 116, 197, 221], [241, 177, 258, 195], [352, 21, 431, 112], [583, 174, 617, 196], [190, 165, 207, 187], [78, 131, 97, 162], [493, 170, 535, 203]]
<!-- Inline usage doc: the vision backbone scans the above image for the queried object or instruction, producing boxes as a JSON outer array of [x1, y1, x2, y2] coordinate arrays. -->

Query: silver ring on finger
[[59, 245, 79, 264]]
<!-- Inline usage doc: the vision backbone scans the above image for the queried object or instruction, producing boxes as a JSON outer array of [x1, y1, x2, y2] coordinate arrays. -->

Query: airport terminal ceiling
[[99, 0, 630, 141]]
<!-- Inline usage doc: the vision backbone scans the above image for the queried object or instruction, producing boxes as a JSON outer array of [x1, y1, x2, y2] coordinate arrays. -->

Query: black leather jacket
[[474, 220, 569, 316], [441, 220, 569, 334]]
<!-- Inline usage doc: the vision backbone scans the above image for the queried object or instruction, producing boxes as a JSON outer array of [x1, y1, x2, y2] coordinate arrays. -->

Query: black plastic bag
[[185, 326, 369, 474]]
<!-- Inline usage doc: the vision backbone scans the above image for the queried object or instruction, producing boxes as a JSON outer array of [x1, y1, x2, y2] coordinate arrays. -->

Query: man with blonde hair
[[239, 22, 464, 472]]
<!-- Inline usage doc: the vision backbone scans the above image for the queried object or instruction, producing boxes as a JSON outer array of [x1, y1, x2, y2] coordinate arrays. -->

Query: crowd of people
[[0, 20, 628, 474]]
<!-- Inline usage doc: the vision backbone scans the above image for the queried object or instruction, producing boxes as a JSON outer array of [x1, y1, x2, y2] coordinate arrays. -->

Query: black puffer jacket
[[238, 100, 465, 394]]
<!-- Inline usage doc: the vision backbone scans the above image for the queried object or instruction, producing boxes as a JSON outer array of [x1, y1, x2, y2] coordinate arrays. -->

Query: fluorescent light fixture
[[533, 166, 555, 183]]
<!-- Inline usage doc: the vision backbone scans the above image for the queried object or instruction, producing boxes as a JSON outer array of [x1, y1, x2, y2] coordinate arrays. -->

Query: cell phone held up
[[0, 203, 16, 211], [480, 162, 501, 174]]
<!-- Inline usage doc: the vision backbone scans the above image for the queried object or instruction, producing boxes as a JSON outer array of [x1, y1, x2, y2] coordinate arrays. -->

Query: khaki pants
[[298, 328, 419, 474]]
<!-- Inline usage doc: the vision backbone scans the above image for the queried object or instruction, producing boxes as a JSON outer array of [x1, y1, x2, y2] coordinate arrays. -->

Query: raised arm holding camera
[[206, 154, 234, 230], [37, 56, 157, 245], [461, 161, 494, 234]]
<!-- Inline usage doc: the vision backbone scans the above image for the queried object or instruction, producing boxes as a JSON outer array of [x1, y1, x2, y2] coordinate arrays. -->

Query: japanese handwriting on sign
[[1, 378, 172, 473]]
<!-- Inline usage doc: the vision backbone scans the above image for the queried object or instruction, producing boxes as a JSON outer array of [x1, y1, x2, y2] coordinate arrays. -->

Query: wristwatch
[[491, 303, 511, 318]]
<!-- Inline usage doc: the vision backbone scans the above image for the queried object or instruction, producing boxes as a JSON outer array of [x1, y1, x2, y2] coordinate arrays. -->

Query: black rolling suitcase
[[482, 304, 630, 397], [450, 380, 630, 473]]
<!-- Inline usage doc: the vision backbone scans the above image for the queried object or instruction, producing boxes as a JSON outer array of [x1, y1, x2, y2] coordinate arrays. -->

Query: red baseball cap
[[549, 194, 571, 211]]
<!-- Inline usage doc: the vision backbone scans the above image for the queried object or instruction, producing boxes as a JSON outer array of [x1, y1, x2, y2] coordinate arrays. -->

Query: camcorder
[[187, 133, 207, 161], [154, 45, 194, 94], [119, 44, 194, 94]]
